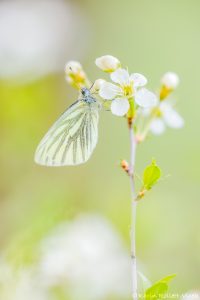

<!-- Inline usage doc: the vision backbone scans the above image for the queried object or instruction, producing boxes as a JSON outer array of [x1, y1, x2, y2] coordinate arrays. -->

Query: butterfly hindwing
[[35, 100, 99, 166]]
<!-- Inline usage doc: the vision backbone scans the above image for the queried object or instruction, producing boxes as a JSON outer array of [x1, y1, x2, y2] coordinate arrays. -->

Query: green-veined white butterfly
[[35, 88, 100, 166]]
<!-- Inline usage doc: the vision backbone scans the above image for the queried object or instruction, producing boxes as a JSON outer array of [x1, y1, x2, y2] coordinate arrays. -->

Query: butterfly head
[[81, 87, 97, 104], [81, 87, 90, 97]]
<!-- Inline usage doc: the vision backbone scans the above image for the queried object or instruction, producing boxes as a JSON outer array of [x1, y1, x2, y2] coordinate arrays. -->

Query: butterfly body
[[81, 87, 96, 104], [35, 88, 100, 166]]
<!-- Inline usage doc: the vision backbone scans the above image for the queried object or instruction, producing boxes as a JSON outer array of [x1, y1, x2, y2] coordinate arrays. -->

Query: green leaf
[[145, 274, 176, 300], [143, 159, 161, 190]]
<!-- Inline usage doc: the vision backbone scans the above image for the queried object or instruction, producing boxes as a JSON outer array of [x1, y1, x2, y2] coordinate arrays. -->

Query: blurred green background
[[0, 0, 199, 298]]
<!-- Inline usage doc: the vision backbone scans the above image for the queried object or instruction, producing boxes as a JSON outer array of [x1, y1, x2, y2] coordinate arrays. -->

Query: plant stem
[[137, 107, 159, 142], [128, 121, 138, 300]]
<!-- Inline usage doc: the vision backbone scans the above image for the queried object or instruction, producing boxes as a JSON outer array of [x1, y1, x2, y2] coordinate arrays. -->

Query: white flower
[[150, 102, 184, 135], [99, 68, 157, 116], [95, 55, 120, 72], [39, 214, 130, 300], [161, 72, 180, 89]]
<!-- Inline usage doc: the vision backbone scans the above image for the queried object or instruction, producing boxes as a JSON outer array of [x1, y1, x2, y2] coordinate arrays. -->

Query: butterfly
[[35, 88, 100, 166]]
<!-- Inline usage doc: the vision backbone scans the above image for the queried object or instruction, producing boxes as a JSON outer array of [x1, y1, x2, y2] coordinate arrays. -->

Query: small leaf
[[160, 274, 177, 283], [145, 274, 176, 300], [143, 159, 161, 190]]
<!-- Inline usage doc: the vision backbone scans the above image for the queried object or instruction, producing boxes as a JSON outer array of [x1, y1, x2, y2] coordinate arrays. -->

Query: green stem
[[137, 107, 159, 141]]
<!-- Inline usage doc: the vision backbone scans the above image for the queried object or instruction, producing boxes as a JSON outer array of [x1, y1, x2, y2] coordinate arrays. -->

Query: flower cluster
[[95, 55, 157, 117], [65, 55, 184, 138], [139, 71, 184, 137]]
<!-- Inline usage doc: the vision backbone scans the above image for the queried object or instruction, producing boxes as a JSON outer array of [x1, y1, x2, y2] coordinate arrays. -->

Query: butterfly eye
[[81, 88, 90, 97]]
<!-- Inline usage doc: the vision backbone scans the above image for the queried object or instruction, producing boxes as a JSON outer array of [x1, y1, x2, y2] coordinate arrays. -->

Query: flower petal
[[92, 79, 106, 92], [130, 73, 147, 87], [110, 68, 130, 86], [135, 88, 158, 108], [99, 82, 122, 100], [138, 107, 151, 117], [150, 119, 166, 135], [111, 98, 130, 116], [161, 103, 184, 128]]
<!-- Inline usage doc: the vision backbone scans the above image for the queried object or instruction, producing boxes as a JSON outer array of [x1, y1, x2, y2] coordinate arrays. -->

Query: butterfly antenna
[[89, 82, 95, 90], [90, 82, 99, 95]]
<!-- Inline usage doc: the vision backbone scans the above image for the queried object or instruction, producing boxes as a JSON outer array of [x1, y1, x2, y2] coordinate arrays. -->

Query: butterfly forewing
[[35, 100, 99, 166]]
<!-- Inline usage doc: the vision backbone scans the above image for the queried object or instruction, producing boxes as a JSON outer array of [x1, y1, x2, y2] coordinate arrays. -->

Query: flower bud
[[138, 189, 146, 199], [65, 61, 87, 88], [65, 61, 82, 74], [160, 72, 180, 100], [161, 72, 180, 89], [95, 55, 120, 72], [92, 79, 106, 92], [120, 160, 129, 174]]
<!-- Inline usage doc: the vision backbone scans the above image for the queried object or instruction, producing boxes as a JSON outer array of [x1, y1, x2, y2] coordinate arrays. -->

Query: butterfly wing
[[35, 100, 99, 166]]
